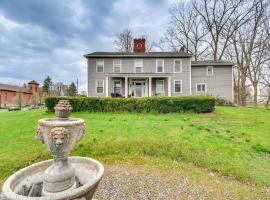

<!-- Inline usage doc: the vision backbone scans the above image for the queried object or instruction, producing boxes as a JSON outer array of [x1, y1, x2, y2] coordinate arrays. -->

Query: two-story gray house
[[85, 39, 234, 101]]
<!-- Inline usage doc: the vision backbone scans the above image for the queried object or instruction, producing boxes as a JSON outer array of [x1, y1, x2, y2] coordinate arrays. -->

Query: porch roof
[[105, 73, 171, 78]]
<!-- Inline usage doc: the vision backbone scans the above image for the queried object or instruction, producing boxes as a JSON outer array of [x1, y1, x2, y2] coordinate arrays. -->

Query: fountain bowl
[[2, 156, 104, 200]]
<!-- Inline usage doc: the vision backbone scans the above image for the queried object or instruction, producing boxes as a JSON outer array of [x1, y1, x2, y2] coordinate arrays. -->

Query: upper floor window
[[113, 59, 121, 73], [174, 59, 182, 73], [156, 59, 164, 73], [96, 80, 104, 93], [134, 59, 143, 73], [96, 60, 104, 73], [174, 80, 182, 93], [196, 83, 207, 93], [207, 66, 213, 76]]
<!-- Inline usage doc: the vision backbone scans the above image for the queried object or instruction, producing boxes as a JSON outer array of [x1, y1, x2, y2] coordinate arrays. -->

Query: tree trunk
[[240, 76, 247, 106], [265, 89, 270, 107], [253, 86, 258, 107]]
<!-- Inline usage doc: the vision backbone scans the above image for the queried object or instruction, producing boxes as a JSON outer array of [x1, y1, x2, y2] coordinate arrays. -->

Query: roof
[[191, 60, 235, 66], [0, 84, 32, 94], [28, 80, 39, 85], [84, 51, 193, 58]]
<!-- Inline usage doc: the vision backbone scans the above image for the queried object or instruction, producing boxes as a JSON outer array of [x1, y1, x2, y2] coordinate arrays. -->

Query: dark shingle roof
[[84, 51, 193, 58], [0, 84, 32, 94], [28, 80, 39, 85], [191, 60, 235, 66]]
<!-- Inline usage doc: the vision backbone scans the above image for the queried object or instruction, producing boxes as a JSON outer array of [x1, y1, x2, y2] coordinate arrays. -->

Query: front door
[[133, 80, 146, 97], [134, 82, 143, 97]]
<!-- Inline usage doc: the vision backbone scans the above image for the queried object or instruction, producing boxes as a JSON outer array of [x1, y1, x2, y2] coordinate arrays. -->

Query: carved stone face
[[49, 127, 69, 152]]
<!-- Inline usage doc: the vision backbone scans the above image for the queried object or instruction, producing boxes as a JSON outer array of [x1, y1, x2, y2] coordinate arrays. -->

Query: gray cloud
[[0, 0, 171, 92]]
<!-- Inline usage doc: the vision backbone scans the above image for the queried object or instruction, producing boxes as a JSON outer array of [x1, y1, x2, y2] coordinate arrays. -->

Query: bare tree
[[141, 35, 153, 52], [114, 29, 153, 52], [228, 30, 249, 105], [51, 82, 68, 96], [114, 29, 134, 52], [193, 0, 252, 60], [225, 0, 270, 106], [261, 70, 270, 107], [234, 0, 270, 106], [260, 13, 270, 106], [164, 1, 208, 60]]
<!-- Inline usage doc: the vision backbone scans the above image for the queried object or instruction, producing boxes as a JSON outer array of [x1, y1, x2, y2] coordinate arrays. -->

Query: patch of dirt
[[199, 112, 214, 116]]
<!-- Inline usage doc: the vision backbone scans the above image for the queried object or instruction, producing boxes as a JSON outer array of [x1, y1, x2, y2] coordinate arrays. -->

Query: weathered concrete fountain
[[2, 100, 104, 200]]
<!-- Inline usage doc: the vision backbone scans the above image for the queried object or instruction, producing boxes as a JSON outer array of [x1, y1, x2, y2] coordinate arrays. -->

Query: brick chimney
[[133, 38, 145, 53]]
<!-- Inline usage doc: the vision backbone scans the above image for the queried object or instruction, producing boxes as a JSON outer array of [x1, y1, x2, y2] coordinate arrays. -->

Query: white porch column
[[105, 76, 109, 97], [168, 76, 171, 97], [125, 76, 128, 98], [149, 77, 152, 97]]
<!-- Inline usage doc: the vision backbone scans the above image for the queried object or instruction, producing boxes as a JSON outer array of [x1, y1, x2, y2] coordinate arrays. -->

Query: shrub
[[45, 96, 215, 113], [215, 96, 234, 106]]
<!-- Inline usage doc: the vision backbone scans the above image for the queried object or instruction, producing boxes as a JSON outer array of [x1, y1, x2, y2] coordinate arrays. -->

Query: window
[[156, 59, 164, 73], [96, 80, 104, 93], [207, 66, 213, 76], [96, 60, 104, 73], [134, 59, 143, 73], [113, 60, 121, 73], [174, 80, 182, 93], [113, 80, 121, 93], [174, 59, 182, 73], [156, 80, 164, 94], [196, 83, 207, 92]]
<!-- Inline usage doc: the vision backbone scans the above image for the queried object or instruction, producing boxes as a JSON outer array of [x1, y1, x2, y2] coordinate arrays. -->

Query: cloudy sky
[[0, 0, 174, 92]]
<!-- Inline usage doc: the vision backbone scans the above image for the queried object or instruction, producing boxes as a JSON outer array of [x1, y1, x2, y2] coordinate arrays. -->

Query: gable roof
[[191, 60, 235, 66], [0, 84, 32, 94], [84, 51, 193, 58]]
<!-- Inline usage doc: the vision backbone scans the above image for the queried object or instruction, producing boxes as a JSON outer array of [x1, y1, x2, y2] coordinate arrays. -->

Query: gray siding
[[87, 58, 191, 97], [191, 66, 233, 101]]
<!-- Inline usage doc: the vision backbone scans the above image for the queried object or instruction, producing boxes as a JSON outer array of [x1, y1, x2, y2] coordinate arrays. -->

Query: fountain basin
[[2, 156, 104, 200]]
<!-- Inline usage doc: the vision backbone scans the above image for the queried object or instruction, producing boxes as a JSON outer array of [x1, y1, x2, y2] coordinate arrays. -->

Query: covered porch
[[105, 74, 171, 98]]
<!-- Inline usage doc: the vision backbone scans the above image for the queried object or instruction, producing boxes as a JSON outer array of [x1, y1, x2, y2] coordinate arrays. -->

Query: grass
[[0, 107, 269, 195]]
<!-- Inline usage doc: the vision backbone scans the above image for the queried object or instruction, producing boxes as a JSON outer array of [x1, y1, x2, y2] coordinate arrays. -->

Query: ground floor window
[[156, 79, 164, 94], [174, 80, 182, 93], [113, 80, 121, 93], [96, 80, 104, 94], [196, 83, 207, 92]]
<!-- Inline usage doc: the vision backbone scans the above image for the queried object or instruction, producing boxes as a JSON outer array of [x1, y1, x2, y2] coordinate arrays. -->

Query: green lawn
[[0, 107, 269, 191]]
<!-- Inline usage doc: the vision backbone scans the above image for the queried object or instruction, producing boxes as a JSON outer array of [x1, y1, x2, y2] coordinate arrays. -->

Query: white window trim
[[174, 80, 182, 93], [196, 83, 207, 93], [96, 80, 104, 94], [134, 59, 143, 73], [206, 66, 214, 76], [156, 59, 164, 73], [96, 60, 104, 73], [113, 79, 121, 93], [156, 79, 165, 94], [113, 59, 122, 73], [174, 59, 182, 73]]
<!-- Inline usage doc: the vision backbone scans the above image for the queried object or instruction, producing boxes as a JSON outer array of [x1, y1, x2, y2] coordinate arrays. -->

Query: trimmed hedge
[[45, 96, 215, 113]]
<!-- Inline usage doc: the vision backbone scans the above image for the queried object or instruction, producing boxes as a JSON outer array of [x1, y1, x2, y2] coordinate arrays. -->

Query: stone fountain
[[2, 100, 104, 200]]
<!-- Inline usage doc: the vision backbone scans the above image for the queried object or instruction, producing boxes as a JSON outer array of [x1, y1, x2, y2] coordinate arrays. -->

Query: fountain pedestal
[[2, 100, 104, 200]]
